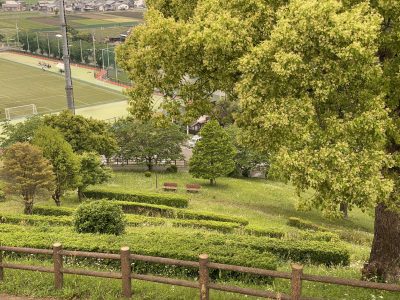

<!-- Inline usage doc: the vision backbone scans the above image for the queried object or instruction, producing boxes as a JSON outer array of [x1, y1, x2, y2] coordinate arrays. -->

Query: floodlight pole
[[60, 0, 75, 114]]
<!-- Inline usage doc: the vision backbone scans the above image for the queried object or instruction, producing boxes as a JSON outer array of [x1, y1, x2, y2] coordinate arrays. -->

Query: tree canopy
[[189, 120, 236, 184], [33, 126, 80, 206], [0, 142, 55, 214], [112, 118, 186, 170]]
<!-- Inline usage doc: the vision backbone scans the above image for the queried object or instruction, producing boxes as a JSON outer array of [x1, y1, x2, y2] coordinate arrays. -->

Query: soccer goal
[[5, 104, 38, 121]]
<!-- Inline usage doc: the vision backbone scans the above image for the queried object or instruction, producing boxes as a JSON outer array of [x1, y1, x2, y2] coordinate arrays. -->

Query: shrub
[[83, 188, 189, 208], [32, 205, 74, 216], [144, 171, 152, 177], [0, 224, 278, 284], [172, 219, 240, 233], [244, 225, 285, 238], [287, 217, 327, 231], [111, 200, 248, 225], [165, 165, 178, 173], [287, 231, 340, 242], [74, 201, 126, 235], [0, 213, 72, 226], [337, 230, 373, 246]]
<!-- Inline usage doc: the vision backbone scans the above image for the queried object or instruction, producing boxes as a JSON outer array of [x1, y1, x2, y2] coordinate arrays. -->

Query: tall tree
[[189, 120, 235, 185], [44, 111, 117, 157], [112, 118, 186, 170], [0, 116, 44, 148], [77, 152, 112, 201], [0, 143, 55, 214], [33, 126, 80, 206], [237, 0, 400, 281], [116, 0, 276, 122]]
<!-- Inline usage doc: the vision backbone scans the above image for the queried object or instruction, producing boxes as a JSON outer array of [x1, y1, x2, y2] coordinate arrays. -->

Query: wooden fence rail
[[0, 244, 400, 300]]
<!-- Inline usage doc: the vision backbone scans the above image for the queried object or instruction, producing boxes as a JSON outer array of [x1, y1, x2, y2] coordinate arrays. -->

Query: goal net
[[5, 104, 38, 120]]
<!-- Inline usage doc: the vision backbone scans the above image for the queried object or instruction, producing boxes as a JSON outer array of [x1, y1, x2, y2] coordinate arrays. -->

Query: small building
[[189, 115, 210, 134], [2, 0, 24, 11]]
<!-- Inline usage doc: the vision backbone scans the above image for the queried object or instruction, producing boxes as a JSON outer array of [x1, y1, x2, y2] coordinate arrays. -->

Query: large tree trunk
[[52, 188, 62, 207], [147, 158, 153, 171], [78, 186, 84, 202], [24, 197, 34, 215], [362, 203, 400, 282]]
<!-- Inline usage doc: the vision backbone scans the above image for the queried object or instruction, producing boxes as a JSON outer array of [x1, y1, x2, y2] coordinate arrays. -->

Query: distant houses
[[1, 0, 146, 12]]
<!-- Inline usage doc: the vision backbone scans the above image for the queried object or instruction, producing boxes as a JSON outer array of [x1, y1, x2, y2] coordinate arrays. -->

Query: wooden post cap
[[121, 246, 130, 252], [53, 242, 62, 248], [199, 254, 209, 260]]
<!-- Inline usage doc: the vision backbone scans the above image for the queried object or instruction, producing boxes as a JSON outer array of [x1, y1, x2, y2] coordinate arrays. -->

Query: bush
[[144, 171, 152, 177], [32, 205, 74, 216], [0, 224, 278, 284], [172, 219, 240, 233], [287, 231, 339, 242], [287, 217, 327, 231], [0, 213, 72, 226], [244, 225, 285, 238], [165, 165, 178, 173], [74, 201, 126, 235], [111, 200, 248, 225], [83, 188, 189, 208]]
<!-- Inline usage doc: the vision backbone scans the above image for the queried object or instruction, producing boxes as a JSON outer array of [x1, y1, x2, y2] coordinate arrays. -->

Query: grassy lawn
[[0, 58, 127, 120]]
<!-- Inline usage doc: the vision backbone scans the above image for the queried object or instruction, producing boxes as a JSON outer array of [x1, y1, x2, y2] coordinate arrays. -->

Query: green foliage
[[44, 111, 117, 157], [33, 126, 80, 206], [189, 120, 236, 184], [165, 165, 178, 173], [74, 200, 126, 235], [0, 213, 72, 226], [289, 231, 340, 243], [226, 125, 268, 177], [112, 118, 185, 170], [244, 225, 285, 239], [237, 0, 391, 219], [110, 200, 248, 225], [144, 171, 152, 177], [0, 143, 55, 214], [0, 116, 44, 148], [77, 152, 112, 200], [32, 205, 74, 216], [287, 217, 326, 232], [83, 187, 189, 208], [0, 190, 5, 202], [171, 219, 240, 233], [146, 0, 198, 20]]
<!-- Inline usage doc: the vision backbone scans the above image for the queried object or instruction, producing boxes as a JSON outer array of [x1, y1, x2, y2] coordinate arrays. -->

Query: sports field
[[0, 58, 128, 120]]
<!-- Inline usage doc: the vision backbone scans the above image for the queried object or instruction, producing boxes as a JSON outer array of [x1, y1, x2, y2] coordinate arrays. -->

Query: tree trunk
[[340, 202, 348, 219], [362, 203, 400, 282], [52, 189, 62, 207], [78, 186, 84, 202], [147, 158, 153, 171], [210, 178, 216, 185], [24, 197, 34, 215]]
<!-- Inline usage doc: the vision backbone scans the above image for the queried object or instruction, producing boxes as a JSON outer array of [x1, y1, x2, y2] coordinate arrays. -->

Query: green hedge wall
[[32, 206, 74, 216], [83, 188, 189, 208], [287, 217, 328, 231], [0, 224, 277, 284], [244, 226, 285, 238]]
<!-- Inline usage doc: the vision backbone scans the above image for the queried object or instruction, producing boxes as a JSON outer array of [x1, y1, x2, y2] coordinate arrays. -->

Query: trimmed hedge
[[244, 226, 285, 239], [113, 200, 248, 225], [288, 231, 340, 242], [172, 219, 240, 233], [32, 206, 74, 216], [83, 188, 189, 208], [0, 213, 72, 226], [0, 224, 278, 284], [287, 217, 328, 231]]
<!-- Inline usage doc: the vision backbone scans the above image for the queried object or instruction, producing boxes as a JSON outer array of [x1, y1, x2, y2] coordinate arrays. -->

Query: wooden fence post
[[291, 264, 303, 300], [53, 243, 63, 290], [120, 246, 132, 298], [199, 254, 209, 300], [0, 250, 3, 281]]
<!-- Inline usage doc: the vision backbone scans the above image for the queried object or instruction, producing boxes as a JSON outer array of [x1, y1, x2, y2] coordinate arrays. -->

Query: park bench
[[163, 182, 178, 192], [186, 184, 201, 193]]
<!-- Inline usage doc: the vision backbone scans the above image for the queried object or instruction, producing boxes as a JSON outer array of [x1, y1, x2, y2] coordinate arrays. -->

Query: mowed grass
[[0, 59, 127, 120]]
